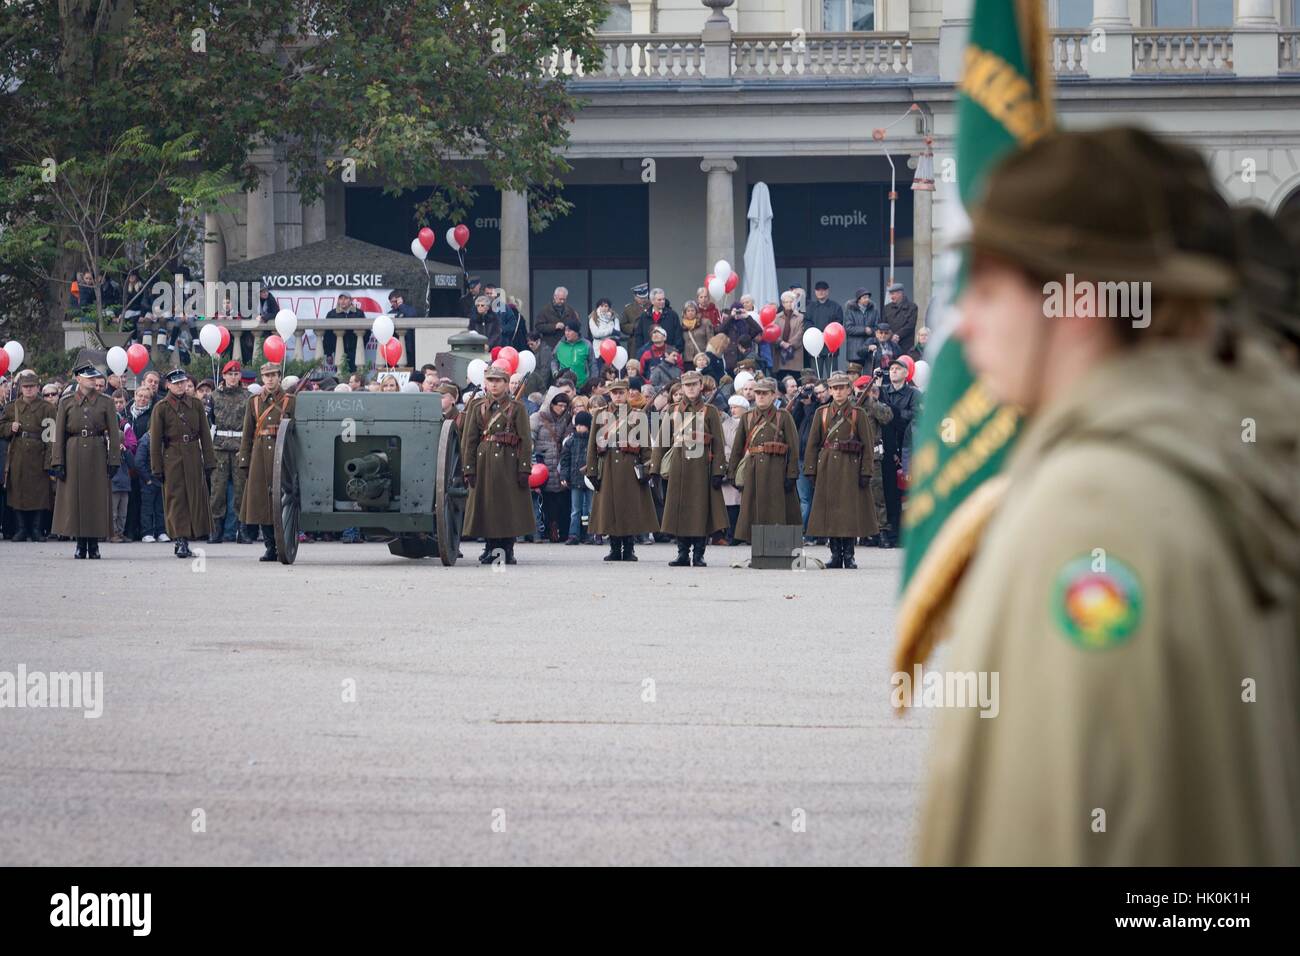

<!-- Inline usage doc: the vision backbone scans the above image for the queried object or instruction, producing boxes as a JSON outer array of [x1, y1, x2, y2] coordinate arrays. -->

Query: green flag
[[899, 0, 1053, 601]]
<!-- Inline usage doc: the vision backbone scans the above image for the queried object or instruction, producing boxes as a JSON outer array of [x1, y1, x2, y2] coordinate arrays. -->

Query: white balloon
[[248, 383, 263, 396], [281, 376, 300, 393], [401, 381, 420, 393], [613, 346, 628, 371], [707, 276, 726, 302], [372, 315, 395, 345], [274, 310, 297, 339], [104, 346, 128, 375], [713, 260, 731, 282], [334, 384, 352, 392], [802, 327, 825, 357], [4, 341, 24, 371], [445, 227, 462, 251], [734, 371, 755, 392], [467, 358, 487, 386], [912, 359, 931, 390], [198, 323, 222, 354], [410, 237, 429, 261], [517, 350, 536, 376]]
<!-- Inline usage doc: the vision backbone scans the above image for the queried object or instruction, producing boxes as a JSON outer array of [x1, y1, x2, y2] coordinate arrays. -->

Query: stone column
[[1236, 0, 1279, 78], [301, 197, 326, 245], [500, 189, 530, 322], [245, 164, 275, 261], [203, 212, 226, 315], [701, 0, 734, 81], [938, 0, 972, 82], [912, 186, 932, 324], [700, 157, 738, 275], [1089, 0, 1133, 79]]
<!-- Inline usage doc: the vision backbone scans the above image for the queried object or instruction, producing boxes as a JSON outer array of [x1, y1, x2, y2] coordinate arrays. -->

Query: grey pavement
[[0, 538, 930, 866]]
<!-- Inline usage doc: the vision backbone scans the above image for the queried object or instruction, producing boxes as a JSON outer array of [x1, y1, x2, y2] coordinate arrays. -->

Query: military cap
[[606, 378, 629, 392], [164, 367, 189, 384], [438, 382, 461, 400], [827, 371, 853, 388], [259, 362, 282, 375], [854, 374, 873, 389], [631, 283, 649, 297], [221, 360, 242, 375], [483, 364, 509, 382], [967, 126, 1235, 297], [753, 377, 778, 392], [73, 363, 104, 378], [466, 275, 482, 287], [680, 370, 702, 386], [15, 369, 39, 385], [846, 362, 863, 376]]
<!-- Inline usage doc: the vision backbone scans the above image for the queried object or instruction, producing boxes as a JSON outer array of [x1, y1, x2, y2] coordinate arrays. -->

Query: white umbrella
[[742, 182, 779, 315]]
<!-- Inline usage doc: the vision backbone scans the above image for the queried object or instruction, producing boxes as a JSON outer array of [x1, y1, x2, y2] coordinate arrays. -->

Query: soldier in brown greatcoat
[[727, 377, 801, 544], [803, 371, 877, 568], [651, 369, 728, 567], [584, 379, 657, 561], [49, 363, 122, 559], [461, 364, 535, 564], [151, 368, 216, 558], [237, 362, 295, 562], [1, 369, 56, 541]]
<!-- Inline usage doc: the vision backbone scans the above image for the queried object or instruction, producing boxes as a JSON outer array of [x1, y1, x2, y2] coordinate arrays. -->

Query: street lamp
[[872, 103, 932, 288]]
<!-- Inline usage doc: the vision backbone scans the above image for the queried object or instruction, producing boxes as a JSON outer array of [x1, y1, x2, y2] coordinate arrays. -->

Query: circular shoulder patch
[[1052, 556, 1143, 650]]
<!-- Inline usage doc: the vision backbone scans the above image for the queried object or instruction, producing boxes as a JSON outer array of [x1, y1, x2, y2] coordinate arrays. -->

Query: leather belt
[[166, 434, 199, 445], [601, 445, 642, 454], [485, 433, 520, 446], [215, 429, 242, 438], [75, 429, 106, 438], [754, 441, 788, 455], [18, 430, 43, 439], [828, 440, 864, 454]]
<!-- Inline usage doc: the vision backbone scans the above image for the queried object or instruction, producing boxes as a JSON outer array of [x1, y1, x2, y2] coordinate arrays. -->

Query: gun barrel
[[344, 452, 390, 478]]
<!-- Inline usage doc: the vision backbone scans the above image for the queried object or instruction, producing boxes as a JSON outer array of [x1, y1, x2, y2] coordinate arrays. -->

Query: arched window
[[599, 1, 631, 33]]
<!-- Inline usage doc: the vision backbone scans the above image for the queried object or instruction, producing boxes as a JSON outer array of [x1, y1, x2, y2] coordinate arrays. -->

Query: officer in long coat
[[906, 126, 1299, 866], [461, 364, 534, 564], [585, 379, 657, 561], [803, 371, 876, 568], [651, 369, 727, 567], [237, 362, 295, 562], [208, 360, 250, 543], [1, 369, 56, 541], [727, 377, 801, 543], [49, 363, 122, 558], [151, 368, 216, 558]]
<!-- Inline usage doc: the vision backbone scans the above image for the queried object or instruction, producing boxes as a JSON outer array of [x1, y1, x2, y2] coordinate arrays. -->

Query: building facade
[[203, 0, 1300, 322]]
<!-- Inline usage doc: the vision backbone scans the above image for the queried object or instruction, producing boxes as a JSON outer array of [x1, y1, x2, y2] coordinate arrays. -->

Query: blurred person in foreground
[[912, 126, 1300, 866]]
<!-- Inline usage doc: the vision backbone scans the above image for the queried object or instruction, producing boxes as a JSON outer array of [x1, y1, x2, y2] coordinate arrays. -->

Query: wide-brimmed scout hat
[[965, 126, 1237, 298]]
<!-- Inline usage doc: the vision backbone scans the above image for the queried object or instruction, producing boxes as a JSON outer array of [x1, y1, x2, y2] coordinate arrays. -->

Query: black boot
[[504, 540, 517, 565], [478, 540, 494, 564], [691, 538, 707, 567], [826, 538, 845, 569], [259, 524, 277, 561], [208, 527, 224, 544], [74, 538, 87, 559], [87, 537, 100, 559], [622, 536, 638, 562], [604, 537, 622, 561], [12, 512, 30, 542], [841, 538, 857, 570], [175, 538, 192, 559], [669, 540, 691, 566]]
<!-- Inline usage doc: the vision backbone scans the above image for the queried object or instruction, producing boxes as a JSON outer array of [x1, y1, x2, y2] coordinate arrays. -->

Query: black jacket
[[633, 306, 682, 353], [880, 381, 921, 456], [792, 394, 830, 465], [804, 296, 843, 332], [883, 297, 919, 353]]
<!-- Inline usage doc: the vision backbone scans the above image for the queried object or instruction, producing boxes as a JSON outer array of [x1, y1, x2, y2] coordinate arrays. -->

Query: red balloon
[[382, 338, 403, 366], [498, 346, 519, 374], [491, 357, 512, 372], [724, 272, 739, 294], [217, 325, 231, 353], [127, 343, 150, 374], [599, 338, 618, 364], [263, 334, 286, 364], [0, 352, 8, 377], [704, 273, 715, 288], [759, 304, 778, 327], [490, 346, 502, 361], [898, 354, 916, 382], [761, 324, 781, 344], [417, 227, 435, 252], [453, 224, 470, 248], [528, 462, 549, 489], [823, 321, 846, 354]]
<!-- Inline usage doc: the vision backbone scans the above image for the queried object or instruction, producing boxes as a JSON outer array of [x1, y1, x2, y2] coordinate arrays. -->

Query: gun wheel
[[436, 420, 465, 566], [271, 418, 300, 565]]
